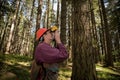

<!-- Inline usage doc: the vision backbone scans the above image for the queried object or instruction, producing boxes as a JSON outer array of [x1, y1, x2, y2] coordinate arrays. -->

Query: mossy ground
[[0, 54, 120, 80]]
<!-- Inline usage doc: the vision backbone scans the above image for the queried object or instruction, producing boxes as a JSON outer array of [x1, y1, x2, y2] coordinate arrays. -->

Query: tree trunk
[[60, 0, 67, 66], [30, 0, 35, 26], [46, 0, 50, 28], [89, 0, 99, 63], [51, 0, 54, 24], [12, 5, 23, 54], [33, 0, 43, 59], [26, 0, 35, 56], [0, 15, 10, 52], [100, 0, 113, 66], [5, 0, 21, 54], [56, 0, 60, 25], [67, 3, 72, 62], [51, 0, 54, 11], [20, 22, 26, 55], [42, 11, 46, 27], [98, 0, 106, 64], [71, 0, 97, 80], [0, 16, 4, 41], [60, 0, 67, 45]]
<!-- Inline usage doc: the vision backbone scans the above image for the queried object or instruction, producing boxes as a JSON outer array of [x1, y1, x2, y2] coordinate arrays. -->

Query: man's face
[[44, 30, 54, 41]]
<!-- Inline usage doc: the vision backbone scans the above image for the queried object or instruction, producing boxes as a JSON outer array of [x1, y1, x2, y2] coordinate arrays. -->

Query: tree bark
[[30, 0, 35, 26], [0, 15, 10, 52], [100, 0, 113, 66], [71, 0, 97, 80], [46, 0, 50, 28], [5, 0, 21, 54], [60, 0, 67, 45], [89, 0, 100, 63], [56, 0, 60, 25], [33, 0, 43, 59]]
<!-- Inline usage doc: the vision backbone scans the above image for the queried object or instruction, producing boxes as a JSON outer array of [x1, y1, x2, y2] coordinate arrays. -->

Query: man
[[35, 27, 68, 80]]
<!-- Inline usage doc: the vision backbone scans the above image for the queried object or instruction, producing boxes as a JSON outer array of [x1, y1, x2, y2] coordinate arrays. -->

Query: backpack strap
[[31, 60, 41, 80], [40, 63, 46, 80]]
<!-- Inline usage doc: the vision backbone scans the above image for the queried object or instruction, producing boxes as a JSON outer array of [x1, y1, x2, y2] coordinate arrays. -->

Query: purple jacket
[[35, 42, 68, 80], [35, 42, 68, 64]]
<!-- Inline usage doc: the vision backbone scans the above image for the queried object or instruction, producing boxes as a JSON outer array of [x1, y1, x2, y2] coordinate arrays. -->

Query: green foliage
[[112, 49, 120, 61], [112, 49, 120, 56], [97, 71, 120, 80], [58, 67, 71, 80], [114, 62, 120, 67], [107, 0, 120, 32], [0, 0, 15, 15]]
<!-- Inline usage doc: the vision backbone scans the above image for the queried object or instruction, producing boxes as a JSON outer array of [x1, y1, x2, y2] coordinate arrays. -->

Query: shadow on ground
[[0, 54, 31, 80]]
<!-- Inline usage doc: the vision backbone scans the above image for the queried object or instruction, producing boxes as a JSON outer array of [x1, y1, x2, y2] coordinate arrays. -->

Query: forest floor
[[0, 54, 120, 80]]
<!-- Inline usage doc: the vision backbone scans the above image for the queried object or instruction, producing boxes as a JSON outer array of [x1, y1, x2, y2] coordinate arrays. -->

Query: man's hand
[[54, 30, 61, 44]]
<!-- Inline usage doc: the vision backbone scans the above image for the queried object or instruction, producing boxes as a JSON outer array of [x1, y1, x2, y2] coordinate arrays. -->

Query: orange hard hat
[[36, 28, 48, 40], [36, 26, 58, 40]]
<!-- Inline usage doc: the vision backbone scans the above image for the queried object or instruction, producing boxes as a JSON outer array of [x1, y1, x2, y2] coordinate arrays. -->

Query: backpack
[[30, 60, 58, 80], [30, 60, 43, 80]]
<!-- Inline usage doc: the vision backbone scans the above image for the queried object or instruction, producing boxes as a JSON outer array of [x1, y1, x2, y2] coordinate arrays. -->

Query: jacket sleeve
[[35, 43, 69, 64]]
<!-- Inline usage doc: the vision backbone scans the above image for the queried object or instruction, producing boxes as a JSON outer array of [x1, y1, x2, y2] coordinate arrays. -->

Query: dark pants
[[44, 70, 58, 80]]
